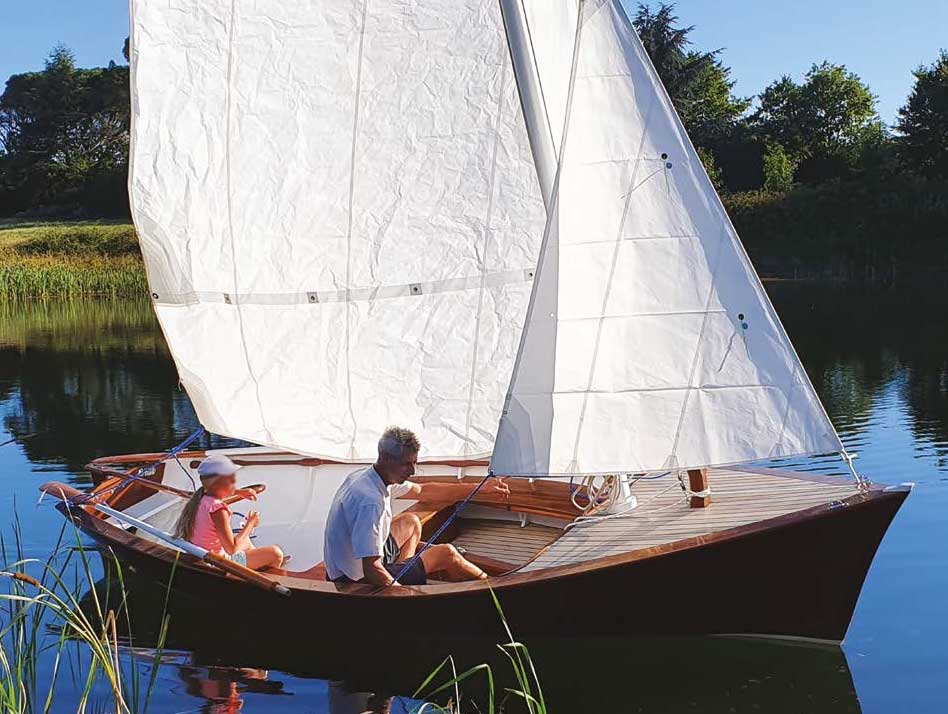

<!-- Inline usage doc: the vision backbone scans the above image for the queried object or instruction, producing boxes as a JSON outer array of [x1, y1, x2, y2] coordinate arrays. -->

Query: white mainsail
[[490, 0, 842, 475], [129, 0, 547, 460], [130, 0, 841, 473]]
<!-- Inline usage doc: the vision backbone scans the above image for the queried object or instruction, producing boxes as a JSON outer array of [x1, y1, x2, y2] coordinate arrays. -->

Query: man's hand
[[486, 476, 510, 497]]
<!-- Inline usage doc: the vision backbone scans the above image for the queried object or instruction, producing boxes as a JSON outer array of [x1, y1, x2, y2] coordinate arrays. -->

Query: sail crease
[[343, 0, 371, 459], [224, 0, 274, 445], [567, 96, 657, 469], [463, 56, 511, 454]]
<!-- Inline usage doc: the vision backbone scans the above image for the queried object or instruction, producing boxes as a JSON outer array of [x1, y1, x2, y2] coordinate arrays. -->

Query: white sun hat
[[197, 454, 241, 480]]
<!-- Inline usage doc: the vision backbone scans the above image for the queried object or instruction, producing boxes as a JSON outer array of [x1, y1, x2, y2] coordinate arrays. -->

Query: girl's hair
[[174, 486, 206, 540]]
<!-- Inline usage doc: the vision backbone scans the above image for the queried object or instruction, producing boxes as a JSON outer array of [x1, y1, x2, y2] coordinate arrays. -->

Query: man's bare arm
[[362, 555, 399, 586], [396, 477, 509, 503]]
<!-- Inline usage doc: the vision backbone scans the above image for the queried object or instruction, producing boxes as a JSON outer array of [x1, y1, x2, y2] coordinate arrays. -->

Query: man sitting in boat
[[324, 426, 509, 586]]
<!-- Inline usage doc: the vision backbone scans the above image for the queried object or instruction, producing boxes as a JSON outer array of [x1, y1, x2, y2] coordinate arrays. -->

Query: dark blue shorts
[[382, 534, 427, 585], [332, 534, 427, 586]]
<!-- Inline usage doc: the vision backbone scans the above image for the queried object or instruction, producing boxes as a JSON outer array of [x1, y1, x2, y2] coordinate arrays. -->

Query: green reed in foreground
[[413, 589, 546, 714], [0, 515, 169, 714], [0, 222, 146, 300]]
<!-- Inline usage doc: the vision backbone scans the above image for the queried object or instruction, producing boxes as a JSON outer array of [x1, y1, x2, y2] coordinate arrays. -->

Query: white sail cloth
[[489, 1, 842, 475], [129, 0, 546, 459]]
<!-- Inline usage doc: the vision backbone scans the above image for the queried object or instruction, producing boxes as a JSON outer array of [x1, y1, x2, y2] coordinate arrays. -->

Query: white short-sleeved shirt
[[323, 466, 413, 581]]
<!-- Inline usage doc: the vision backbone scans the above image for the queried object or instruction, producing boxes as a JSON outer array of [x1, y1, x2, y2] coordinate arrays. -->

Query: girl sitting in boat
[[174, 454, 285, 571]]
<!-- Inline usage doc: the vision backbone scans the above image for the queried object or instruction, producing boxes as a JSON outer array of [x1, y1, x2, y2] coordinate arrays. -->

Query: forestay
[[129, 0, 547, 459], [490, 0, 842, 475]]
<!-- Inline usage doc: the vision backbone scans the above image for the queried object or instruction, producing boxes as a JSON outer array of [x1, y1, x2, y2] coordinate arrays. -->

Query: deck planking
[[451, 520, 562, 565], [520, 468, 861, 572]]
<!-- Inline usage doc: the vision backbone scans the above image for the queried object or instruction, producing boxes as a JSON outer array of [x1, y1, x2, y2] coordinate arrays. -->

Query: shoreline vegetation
[[0, 221, 146, 299], [2, 5, 946, 296], [4, 171, 947, 300]]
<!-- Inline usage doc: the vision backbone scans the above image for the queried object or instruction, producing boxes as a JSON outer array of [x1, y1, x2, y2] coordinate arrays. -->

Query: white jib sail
[[128, 0, 548, 460], [490, 0, 842, 476]]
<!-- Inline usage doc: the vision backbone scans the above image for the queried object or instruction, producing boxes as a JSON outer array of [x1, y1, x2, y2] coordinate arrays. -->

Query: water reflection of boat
[[45, 0, 908, 645], [84, 577, 862, 713]]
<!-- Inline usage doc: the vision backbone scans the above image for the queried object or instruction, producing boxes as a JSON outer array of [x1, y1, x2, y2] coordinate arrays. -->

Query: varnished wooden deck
[[452, 519, 561, 566], [520, 468, 861, 572]]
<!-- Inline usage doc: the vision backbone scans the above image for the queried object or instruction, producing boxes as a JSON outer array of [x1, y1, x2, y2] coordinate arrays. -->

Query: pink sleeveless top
[[191, 496, 231, 554]]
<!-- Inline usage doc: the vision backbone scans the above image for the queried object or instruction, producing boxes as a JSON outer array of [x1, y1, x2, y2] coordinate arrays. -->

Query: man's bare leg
[[420, 544, 487, 581], [390, 512, 422, 559]]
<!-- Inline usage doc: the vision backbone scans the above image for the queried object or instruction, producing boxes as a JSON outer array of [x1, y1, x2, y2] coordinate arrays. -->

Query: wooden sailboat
[[45, 0, 908, 643]]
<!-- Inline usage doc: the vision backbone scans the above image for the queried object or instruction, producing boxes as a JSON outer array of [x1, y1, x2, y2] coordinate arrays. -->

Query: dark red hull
[[65, 485, 908, 643]]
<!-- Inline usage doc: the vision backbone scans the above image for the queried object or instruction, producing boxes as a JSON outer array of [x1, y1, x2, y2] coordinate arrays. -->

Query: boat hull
[[66, 485, 907, 643]]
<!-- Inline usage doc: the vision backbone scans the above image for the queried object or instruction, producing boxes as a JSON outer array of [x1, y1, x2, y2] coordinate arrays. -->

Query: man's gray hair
[[378, 426, 421, 459]]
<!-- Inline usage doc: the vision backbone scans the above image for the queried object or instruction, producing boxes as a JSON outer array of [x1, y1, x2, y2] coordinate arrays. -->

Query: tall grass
[[0, 516, 169, 714], [413, 589, 546, 714], [0, 222, 146, 300]]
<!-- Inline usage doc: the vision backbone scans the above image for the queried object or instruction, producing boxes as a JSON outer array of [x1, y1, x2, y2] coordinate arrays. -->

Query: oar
[[40, 483, 290, 597]]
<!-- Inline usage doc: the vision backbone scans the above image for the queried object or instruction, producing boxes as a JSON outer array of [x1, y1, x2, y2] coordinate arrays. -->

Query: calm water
[[0, 284, 945, 713]]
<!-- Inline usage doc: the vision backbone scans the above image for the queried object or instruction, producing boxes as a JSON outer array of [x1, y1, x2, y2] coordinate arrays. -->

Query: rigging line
[[343, 0, 370, 460], [223, 0, 274, 446], [391, 472, 493, 586], [492, 0, 587, 473], [75, 428, 205, 505], [461, 54, 510, 455]]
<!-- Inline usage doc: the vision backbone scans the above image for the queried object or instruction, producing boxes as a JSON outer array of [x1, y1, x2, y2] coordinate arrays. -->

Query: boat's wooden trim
[[62, 482, 909, 640], [65, 470, 903, 598], [87, 450, 489, 470]]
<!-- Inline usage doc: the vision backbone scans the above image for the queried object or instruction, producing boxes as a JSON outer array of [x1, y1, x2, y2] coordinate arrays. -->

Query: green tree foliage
[[753, 62, 885, 184], [632, 4, 750, 163], [762, 143, 795, 192], [897, 50, 948, 179], [0, 45, 130, 217], [696, 146, 723, 189]]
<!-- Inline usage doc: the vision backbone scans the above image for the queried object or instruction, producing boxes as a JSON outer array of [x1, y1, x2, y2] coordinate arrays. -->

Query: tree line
[[0, 4, 945, 279], [634, 4, 947, 190]]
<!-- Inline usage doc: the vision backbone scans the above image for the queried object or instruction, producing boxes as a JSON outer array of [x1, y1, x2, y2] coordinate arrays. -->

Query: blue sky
[[1, 0, 945, 125]]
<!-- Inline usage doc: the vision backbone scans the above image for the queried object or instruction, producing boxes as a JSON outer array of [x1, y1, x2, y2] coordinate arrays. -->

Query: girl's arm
[[209, 509, 258, 554]]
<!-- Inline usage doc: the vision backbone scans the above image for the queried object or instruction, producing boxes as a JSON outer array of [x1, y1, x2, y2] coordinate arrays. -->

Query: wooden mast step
[[687, 468, 711, 508]]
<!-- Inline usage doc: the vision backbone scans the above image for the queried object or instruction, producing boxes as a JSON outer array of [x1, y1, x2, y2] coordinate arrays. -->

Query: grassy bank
[[0, 221, 146, 299]]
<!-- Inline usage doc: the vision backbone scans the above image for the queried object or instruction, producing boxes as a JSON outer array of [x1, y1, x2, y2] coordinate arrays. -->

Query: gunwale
[[74, 450, 907, 598]]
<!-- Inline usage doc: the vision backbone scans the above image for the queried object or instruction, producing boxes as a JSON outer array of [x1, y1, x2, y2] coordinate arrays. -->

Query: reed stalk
[[412, 588, 546, 714], [0, 222, 145, 300], [0, 517, 169, 714]]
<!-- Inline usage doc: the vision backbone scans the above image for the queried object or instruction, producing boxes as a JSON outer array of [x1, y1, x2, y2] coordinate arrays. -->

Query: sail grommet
[[307, 292, 319, 304], [151, 292, 159, 300], [661, 152, 668, 159], [223, 294, 232, 305], [665, 162, 673, 169], [409, 284, 422, 296]]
